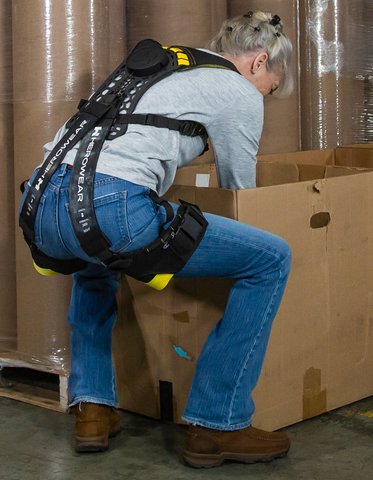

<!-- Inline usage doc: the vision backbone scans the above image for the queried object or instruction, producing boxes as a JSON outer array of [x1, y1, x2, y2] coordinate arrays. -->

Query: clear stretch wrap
[[300, 0, 372, 149], [0, 0, 17, 354], [127, 0, 228, 51], [10, 0, 126, 374]]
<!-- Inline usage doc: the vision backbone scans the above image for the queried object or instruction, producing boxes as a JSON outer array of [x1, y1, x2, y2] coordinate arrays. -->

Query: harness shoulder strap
[[107, 46, 239, 141], [173, 46, 240, 73]]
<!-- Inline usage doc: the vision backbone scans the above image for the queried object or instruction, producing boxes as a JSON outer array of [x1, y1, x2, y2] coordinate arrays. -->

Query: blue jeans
[[20, 164, 291, 430]]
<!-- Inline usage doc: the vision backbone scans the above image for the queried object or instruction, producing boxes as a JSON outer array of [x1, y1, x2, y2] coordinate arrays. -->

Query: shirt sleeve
[[207, 90, 264, 190]]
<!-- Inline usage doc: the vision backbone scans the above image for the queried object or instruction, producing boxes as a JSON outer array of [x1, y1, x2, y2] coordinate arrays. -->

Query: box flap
[[258, 149, 335, 166], [257, 161, 299, 187], [298, 164, 326, 181], [165, 185, 238, 220], [173, 164, 218, 188], [335, 147, 373, 168], [325, 165, 373, 178]]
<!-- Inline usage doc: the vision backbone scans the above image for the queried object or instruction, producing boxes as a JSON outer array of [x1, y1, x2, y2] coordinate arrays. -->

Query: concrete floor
[[0, 396, 372, 480]]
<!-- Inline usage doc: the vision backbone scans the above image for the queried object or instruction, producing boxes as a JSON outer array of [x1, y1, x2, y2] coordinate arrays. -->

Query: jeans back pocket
[[92, 190, 131, 252], [34, 194, 46, 246]]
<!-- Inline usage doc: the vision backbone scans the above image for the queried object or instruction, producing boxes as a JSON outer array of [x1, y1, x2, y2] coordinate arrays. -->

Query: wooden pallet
[[0, 356, 69, 413]]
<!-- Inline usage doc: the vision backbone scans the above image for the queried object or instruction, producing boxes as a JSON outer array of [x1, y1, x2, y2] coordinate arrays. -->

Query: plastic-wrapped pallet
[[0, 0, 17, 354], [299, 0, 370, 149], [126, 0, 228, 50], [12, 0, 126, 374]]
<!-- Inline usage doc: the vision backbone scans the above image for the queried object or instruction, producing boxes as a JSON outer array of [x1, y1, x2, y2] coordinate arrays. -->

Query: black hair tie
[[269, 14, 281, 27]]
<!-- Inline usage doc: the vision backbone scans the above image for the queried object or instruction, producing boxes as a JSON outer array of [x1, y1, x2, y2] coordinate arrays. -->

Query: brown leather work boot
[[72, 402, 121, 453], [183, 424, 290, 468]]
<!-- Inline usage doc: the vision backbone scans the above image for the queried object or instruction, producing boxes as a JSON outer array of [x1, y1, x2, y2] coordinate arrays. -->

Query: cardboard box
[[336, 144, 373, 168], [173, 148, 373, 188], [113, 147, 373, 431]]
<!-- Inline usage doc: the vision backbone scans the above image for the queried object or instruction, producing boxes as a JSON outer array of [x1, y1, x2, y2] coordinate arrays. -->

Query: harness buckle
[[145, 114, 158, 126], [179, 121, 204, 137]]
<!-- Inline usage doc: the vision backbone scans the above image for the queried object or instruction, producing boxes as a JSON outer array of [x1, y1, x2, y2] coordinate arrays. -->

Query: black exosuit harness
[[19, 39, 239, 290]]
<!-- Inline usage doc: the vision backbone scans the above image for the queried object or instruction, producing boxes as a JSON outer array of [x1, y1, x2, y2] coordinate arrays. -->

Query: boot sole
[[182, 447, 290, 468], [75, 424, 121, 453]]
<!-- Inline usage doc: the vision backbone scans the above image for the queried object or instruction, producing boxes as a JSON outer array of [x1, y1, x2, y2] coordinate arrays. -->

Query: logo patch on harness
[[77, 138, 95, 202]]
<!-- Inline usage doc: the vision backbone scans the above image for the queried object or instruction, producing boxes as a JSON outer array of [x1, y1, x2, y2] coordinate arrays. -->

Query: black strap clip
[[179, 121, 205, 137]]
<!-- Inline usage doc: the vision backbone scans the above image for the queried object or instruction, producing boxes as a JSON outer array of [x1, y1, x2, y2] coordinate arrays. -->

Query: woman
[[20, 11, 293, 468]]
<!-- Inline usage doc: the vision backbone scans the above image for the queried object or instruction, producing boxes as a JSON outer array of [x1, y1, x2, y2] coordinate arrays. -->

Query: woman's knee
[[274, 236, 292, 277]]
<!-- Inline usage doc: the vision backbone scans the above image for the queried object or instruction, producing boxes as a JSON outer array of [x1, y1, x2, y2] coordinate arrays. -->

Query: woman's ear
[[251, 52, 269, 74]]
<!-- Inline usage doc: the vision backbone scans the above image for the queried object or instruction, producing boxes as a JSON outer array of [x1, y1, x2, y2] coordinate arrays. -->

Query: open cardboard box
[[113, 146, 373, 431]]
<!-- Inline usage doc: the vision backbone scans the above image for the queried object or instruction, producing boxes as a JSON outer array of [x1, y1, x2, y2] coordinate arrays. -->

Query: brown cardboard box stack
[[1, 1, 373, 432]]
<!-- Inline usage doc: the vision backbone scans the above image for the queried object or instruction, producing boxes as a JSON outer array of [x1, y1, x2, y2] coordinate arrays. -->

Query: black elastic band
[[68, 118, 116, 259], [149, 190, 175, 232], [115, 114, 206, 137]]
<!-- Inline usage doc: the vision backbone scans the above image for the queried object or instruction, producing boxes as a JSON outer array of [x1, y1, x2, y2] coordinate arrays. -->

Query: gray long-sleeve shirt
[[43, 51, 264, 195]]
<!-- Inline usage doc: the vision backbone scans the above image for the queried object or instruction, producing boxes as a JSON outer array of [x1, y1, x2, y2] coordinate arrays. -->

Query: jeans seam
[[227, 252, 286, 426], [69, 396, 118, 408], [181, 415, 252, 431], [205, 232, 283, 259], [55, 187, 66, 251], [34, 195, 45, 245]]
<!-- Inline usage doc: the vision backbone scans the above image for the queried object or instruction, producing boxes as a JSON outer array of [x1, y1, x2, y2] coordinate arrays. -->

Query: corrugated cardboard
[[173, 148, 362, 188], [335, 146, 373, 169], [0, 0, 17, 352], [173, 161, 301, 187], [113, 147, 373, 430]]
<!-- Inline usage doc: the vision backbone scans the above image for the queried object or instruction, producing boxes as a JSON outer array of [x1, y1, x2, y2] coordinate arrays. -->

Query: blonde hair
[[207, 11, 293, 97]]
